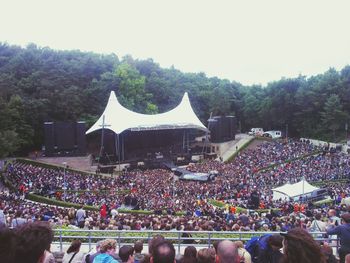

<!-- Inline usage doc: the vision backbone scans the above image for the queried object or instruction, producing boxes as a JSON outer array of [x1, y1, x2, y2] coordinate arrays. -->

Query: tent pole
[[99, 115, 106, 165], [118, 134, 121, 172], [121, 133, 124, 162]]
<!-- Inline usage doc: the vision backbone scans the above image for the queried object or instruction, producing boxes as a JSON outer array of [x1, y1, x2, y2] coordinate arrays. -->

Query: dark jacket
[[327, 223, 350, 250]]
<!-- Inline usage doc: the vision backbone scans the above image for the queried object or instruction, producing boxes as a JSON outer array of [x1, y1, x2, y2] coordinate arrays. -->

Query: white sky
[[1, 0, 350, 86]]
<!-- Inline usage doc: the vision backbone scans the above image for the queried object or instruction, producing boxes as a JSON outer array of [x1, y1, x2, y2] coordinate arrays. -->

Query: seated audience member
[[216, 240, 240, 263], [197, 248, 216, 263], [62, 239, 85, 263], [134, 240, 146, 263], [235, 241, 251, 263], [119, 245, 134, 263], [151, 240, 176, 263], [13, 221, 54, 263], [93, 239, 119, 263], [182, 246, 197, 263], [281, 227, 326, 263]]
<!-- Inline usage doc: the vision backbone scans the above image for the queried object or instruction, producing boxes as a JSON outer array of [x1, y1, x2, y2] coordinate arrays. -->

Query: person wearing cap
[[327, 213, 350, 263]]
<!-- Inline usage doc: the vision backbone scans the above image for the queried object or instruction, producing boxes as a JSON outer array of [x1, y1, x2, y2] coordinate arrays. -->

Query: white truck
[[263, 130, 282, 139], [248, 128, 264, 136]]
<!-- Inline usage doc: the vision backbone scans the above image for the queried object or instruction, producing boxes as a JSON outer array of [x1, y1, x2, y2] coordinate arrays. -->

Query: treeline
[[0, 43, 349, 157]]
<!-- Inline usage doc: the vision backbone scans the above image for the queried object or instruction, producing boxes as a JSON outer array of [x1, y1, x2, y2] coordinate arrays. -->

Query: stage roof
[[86, 91, 208, 135]]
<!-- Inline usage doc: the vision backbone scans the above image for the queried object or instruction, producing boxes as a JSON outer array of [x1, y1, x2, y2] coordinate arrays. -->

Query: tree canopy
[[0, 43, 349, 157]]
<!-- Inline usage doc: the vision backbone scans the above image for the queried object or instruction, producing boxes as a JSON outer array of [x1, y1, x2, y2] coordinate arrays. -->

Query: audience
[[281, 228, 326, 263], [327, 213, 350, 263], [92, 239, 119, 263], [197, 248, 216, 263], [62, 239, 85, 263], [216, 240, 240, 263], [151, 240, 176, 263]]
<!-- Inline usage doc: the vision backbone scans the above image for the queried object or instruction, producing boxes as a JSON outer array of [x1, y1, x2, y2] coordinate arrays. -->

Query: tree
[[321, 94, 348, 141]]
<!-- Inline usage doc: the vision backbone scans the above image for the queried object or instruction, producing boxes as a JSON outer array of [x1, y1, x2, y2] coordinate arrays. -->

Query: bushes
[[26, 193, 98, 211]]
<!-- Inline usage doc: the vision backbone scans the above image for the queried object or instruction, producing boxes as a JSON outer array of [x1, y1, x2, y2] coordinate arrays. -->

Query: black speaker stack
[[208, 116, 236, 143], [44, 121, 86, 156]]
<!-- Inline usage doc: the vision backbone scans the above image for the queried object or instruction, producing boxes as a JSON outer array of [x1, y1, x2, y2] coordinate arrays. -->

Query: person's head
[[119, 245, 134, 263], [268, 234, 283, 251], [13, 221, 54, 263], [216, 240, 239, 263], [0, 226, 16, 263], [67, 239, 81, 254], [342, 213, 350, 224], [197, 248, 216, 263], [212, 240, 220, 253], [134, 240, 143, 253], [149, 234, 165, 255], [320, 244, 334, 260], [345, 253, 350, 263], [281, 228, 326, 263], [328, 209, 336, 217], [99, 239, 117, 254], [184, 246, 197, 258], [151, 240, 176, 263], [315, 213, 322, 220], [234, 241, 244, 249]]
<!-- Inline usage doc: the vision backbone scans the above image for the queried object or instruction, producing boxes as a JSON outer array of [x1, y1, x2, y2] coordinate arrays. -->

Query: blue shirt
[[93, 253, 119, 263]]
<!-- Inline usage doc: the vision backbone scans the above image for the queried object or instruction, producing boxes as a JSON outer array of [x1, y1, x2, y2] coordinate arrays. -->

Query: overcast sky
[[1, 0, 350, 86]]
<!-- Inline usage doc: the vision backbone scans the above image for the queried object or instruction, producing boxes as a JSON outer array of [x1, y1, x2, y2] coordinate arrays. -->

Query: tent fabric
[[272, 178, 319, 201], [86, 91, 208, 135]]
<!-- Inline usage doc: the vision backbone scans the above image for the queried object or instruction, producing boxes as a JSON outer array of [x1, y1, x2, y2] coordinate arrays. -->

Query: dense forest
[[0, 43, 349, 157]]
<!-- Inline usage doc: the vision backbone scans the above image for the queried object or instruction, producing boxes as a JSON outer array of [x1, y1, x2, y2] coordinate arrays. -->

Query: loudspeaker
[[208, 118, 221, 143], [76, 122, 86, 154], [44, 122, 55, 155], [209, 116, 236, 143], [55, 122, 75, 150]]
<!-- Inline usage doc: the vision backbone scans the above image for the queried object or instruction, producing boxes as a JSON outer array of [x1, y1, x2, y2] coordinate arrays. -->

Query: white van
[[248, 128, 264, 136], [263, 130, 282, 139]]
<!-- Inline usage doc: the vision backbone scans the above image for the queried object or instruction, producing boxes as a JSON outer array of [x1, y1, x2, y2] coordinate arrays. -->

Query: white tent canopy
[[86, 91, 208, 135], [272, 178, 319, 201]]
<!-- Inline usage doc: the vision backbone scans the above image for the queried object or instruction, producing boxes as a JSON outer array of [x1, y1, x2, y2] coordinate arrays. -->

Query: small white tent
[[272, 178, 319, 201], [86, 91, 208, 135]]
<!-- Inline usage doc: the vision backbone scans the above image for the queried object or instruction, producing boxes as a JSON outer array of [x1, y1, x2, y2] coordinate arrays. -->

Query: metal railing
[[54, 229, 339, 254]]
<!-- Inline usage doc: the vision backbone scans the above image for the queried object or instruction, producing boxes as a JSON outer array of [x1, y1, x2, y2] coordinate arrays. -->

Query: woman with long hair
[[281, 227, 326, 263], [62, 239, 85, 263]]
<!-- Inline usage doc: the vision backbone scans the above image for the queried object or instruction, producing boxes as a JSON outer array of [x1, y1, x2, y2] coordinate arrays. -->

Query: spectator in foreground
[[62, 239, 85, 263], [134, 240, 146, 263], [182, 246, 197, 263], [13, 221, 54, 263], [281, 227, 325, 263], [151, 240, 176, 263], [257, 234, 283, 263], [327, 213, 350, 263], [119, 245, 134, 263], [197, 248, 215, 263], [235, 241, 251, 263], [93, 239, 119, 263], [216, 240, 240, 263]]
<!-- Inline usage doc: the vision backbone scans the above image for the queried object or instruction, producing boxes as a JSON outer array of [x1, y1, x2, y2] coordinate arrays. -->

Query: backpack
[[245, 234, 271, 262]]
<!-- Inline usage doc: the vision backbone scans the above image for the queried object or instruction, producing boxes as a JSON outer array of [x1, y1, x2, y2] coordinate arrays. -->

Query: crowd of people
[[1, 138, 350, 262], [1, 139, 350, 232], [2, 219, 350, 263]]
